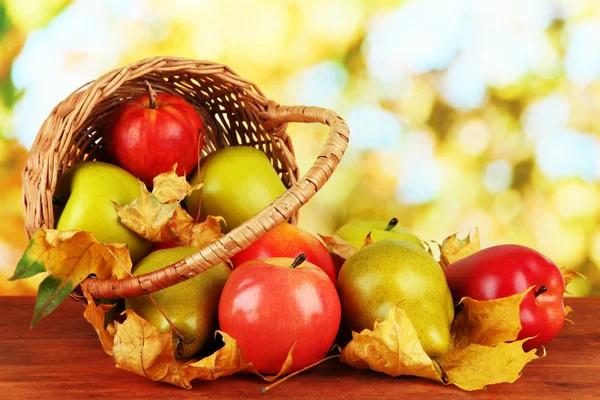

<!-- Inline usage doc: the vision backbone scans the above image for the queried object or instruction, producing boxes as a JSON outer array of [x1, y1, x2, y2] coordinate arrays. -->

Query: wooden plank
[[0, 297, 598, 399]]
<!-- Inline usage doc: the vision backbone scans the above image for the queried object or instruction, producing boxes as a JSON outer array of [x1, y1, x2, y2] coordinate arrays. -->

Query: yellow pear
[[125, 246, 231, 359]]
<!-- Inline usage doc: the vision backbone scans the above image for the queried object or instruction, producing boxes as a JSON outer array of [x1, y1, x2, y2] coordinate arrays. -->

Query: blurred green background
[[0, 0, 597, 296]]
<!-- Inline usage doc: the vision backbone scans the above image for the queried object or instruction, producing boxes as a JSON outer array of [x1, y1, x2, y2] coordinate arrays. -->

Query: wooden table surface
[[0, 297, 598, 400]]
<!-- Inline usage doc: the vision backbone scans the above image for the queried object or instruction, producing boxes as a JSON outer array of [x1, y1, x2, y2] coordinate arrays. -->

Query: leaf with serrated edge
[[439, 228, 480, 269], [82, 291, 115, 356], [113, 310, 188, 388], [340, 306, 442, 382], [152, 164, 203, 204], [10, 229, 131, 325], [560, 266, 585, 294], [341, 287, 541, 391], [167, 210, 224, 249], [115, 182, 179, 243], [441, 340, 541, 391], [449, 289, 532, 353], [319, 234, 358, 260], [111, 310, 296, 388]]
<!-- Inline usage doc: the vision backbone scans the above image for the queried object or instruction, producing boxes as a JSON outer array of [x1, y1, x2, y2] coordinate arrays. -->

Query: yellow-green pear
[[54, 161, 151, 263], [334, 218, 423, 249], [185, 146, 286, 232], [125, 246, 231, 359], [337, 239, 454, 359]]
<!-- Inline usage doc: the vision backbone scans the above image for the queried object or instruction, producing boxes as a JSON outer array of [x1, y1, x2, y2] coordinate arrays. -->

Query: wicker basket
[[22, 56, 349, 301]]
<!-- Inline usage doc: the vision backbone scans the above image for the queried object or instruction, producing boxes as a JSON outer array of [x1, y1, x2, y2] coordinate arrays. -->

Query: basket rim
[[22, 56, 350, 300]]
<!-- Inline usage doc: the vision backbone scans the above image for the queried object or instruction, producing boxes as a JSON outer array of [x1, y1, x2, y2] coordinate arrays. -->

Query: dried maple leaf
[[82, 291, 116, 356], [166, 210, 224, 249], [440, 340, 541, 391], [448, 289, 532, 353], [116, 170, 223, 248], [113, 310, 188, 388], [10, 229, 131, 325], [560, 266, 585, 294], [98, 307, 296, 389], [115, 182, 179, 243], [340, 306, 442, 382], [341, 287, 541, 391], [438, 228, 481, 269], [152, 164, 203, 204], [319, 234, 358, 260]]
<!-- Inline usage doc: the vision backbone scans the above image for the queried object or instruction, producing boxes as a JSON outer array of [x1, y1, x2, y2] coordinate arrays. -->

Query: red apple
[[230, 223, 337, 283], [104, 83, 204, 186], [218, 254, 341, 374], [443, 244, 565, 350]]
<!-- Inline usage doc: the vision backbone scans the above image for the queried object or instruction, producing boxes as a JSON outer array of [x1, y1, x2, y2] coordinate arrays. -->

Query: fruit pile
[[12, 85, 577, 391]]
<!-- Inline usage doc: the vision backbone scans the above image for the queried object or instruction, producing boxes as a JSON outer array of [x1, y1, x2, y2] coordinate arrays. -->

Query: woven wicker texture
[[22, 56, 349, 300]]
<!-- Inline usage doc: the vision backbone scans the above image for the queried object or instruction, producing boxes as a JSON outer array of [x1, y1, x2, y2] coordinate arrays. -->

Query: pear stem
[[144, 80, 157, 109], [385, 217, 398, 231], [291, 253, 307, 268], [535, 285, 548, 297]]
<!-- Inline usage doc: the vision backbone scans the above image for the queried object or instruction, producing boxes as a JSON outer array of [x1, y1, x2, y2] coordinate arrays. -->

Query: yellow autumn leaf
[[438, 228, 480, 268], [116, 169, 223, 248], [152, 164, 203, 204], [441, 340, 541, 391], [82, 291, 116, 356], [448, 289, 531, 353], [340, 306, 442, 382], [113, 310, 189, 388], [167, 210, 224, 249], [10, 228, 132, 325], [90, 306, 297, 389], [560, 266, 585, 294], [319, 234, 358, 260], [115, 182, 179, 243], [341, 287, 541, 391]]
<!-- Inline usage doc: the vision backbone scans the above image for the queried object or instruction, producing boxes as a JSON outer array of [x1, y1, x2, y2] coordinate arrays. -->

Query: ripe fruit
[[54, 161, 152, 264], [125, 246, 231, 359], [444, 244, 566, 350], [335, 218, 423, 249], [337, 239, 454, 359], [218, 255, 341, 374], [104, 82, 204, 186], [230, 222, 337, 282], [185, 146, 286, 232]]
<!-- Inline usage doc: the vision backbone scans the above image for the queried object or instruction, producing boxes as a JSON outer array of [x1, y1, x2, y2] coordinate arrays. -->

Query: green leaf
[[31, 274, 76, 326], [9, 234, 48, 280]]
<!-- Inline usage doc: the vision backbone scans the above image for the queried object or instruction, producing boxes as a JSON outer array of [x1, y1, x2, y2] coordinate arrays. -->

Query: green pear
[[335, 218, 423, 249], [125, 246, 231, 359], [337, 239, 454, 359], [185, 146, 286, 232], [54, 161, 151, 263]]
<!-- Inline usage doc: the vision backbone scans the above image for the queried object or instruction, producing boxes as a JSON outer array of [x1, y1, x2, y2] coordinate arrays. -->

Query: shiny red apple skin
[[444, 244, 565, 350], [229, 223, 337, 283], [105, 92, 204, 186], [218, 257, 341, 374]]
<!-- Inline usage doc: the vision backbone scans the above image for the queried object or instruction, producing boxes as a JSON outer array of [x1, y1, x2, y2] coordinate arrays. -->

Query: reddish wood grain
[[0, 297, 598, 400]]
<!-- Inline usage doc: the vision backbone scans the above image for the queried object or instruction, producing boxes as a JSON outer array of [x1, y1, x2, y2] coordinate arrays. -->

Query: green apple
[[185, 146, 286, 232], [337, 239, 454, 359], [125, 246, 231, 359], [54, 161, 151, 264], [334, 217, 423, 249]]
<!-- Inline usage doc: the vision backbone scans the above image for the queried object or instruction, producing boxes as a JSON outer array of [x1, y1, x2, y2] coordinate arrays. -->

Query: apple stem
[[291, 253, 307, 268], [385, 217, 399, 231], [144, 80, 157, 109], [535, 285, 548, 297]]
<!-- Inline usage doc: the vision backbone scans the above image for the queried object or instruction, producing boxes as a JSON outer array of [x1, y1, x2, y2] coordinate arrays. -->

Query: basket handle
[[81, 102, 349, 299]]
